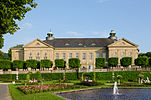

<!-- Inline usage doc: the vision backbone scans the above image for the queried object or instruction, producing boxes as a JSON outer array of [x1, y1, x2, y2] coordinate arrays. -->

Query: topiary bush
[[108, 57, 118, 67], [95, 58, 106, 68], [0, 60, 12, 70], [40, 59, 52, 68], [13, 60, 24, 69], [55, 59, 65, 68], [69, 58, 80, 69], [120, 57, 132, 67], [26, 60, 38, 69]]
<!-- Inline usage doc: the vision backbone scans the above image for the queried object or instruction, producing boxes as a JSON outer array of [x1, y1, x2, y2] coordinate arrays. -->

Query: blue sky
[[1, 0, 151, 53]]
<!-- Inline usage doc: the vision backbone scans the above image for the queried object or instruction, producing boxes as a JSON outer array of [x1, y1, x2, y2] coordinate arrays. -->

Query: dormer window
[[78, 43, 83, 46], [65, 43, 69, 46], [91, 43, 96, 46]]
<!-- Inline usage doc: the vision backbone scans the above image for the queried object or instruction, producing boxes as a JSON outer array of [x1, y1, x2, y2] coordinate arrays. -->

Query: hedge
[[13, 60, 24, 69], [69, 58, 80, 69], [0, 60, 12, 70], [135, 57, 148, 67], [120, 57, 132, 67], [95, 58, 106, 68]]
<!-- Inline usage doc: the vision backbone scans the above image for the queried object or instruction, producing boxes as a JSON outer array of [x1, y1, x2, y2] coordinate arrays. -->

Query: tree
[[95, 58, 106, 69], [13, 60, 24, 69], [146, 52, 151, 57], [120, 57, 132, 67], [40, 59, 53, 69], [108, 57, 118, 67], [135, 57, 148, 68], [0, 50, 4, 59], [0, 60, 11, 70], [26, 59, 38, 69], [149, 58, 151, 67], [0, 0, 37, 48], [138, 53, 146, 57], [69, 58, 80, 79], [8, 44, 24, 60], [55, 59, 65, 68]]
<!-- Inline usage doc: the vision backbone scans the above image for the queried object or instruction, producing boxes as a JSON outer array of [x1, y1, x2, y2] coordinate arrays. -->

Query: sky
[[1, 0, 151, 53]]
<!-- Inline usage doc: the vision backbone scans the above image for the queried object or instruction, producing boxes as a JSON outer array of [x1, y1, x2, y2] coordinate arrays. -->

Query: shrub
[[35, 71, 42, 82], [69, 58, 80, 69], [95, 58, 106, 68], [120, 57, 132, 67], [13, 60, 24, 69], [108, 57, 118, 67], [135, 57, 148, 67], [148, 57, 151, 67], [55, 59, 65, 68], [78, 81, 104, 86], [0, 60, 11, 70], [26, 59, 38, 69], [40, 59, 53, 68], [0, 74, 16, 81]]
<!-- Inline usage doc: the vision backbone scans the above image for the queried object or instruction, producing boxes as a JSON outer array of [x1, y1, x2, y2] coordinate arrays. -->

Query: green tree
[[26, 59, 38, 69], [55, 59, 65, 68], [95, 58, 106, 68], [108, 57, 118, 67], [69, 58, 80, 79], [0, 0, 37, 48], [13, 60, 24, 69], [120, 57, 132, 67], [40, 59, 53, 69], [135, 57, 148, 67], [138, 53, 146, 57], [149, 57, 151, 67], [0, 50, 4, 59], [146, 52, 151, 57], [0, 60, 11, 70]]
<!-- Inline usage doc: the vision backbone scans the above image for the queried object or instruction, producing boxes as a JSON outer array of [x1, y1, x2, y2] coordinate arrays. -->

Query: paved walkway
[[0, 83, 12, 100]]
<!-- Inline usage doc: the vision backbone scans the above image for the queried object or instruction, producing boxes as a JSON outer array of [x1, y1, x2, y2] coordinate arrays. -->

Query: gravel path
[[0, 84, 12, 100]]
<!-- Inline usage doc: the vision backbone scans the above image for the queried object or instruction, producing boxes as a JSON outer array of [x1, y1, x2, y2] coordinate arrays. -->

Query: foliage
[[40, 59, 52, 68], [0, 0, 37, 48], [108, 57, 118, 67], [135, 57, 148, 67], [0, 50, 4, 59], [35, 71, 42, 82], [149, 57, 151, 66], [117, 75, 123, 79], [78, 81, 104, 86], [26, 72, 32, 82], [13, 60, 24, 69], [95, 58, 106, 68], [69, 58, 80, 69], [26, 59, 38, 69], [0, 74, 16, 81], [0, 60, 11, 70], [55, 59, 65, 68], [146, 52, 151, 57], [138, 53, 146, 57], [120, 57, 132, 67]]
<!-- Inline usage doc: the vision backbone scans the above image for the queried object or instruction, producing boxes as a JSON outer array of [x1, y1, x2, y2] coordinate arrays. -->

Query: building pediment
[[108, 38, 138, 47], [23, 38, 54, 48]]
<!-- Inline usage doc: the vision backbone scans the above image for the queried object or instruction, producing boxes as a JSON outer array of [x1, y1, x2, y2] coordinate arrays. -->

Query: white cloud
[[66, 31, 85, 36]]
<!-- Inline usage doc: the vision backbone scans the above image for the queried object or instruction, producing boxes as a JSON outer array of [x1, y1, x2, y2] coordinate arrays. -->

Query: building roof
[[43, 38, 115, 48]]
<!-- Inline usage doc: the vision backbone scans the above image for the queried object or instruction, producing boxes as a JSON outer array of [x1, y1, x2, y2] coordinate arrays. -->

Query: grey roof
[[43, 38, 115, 48]]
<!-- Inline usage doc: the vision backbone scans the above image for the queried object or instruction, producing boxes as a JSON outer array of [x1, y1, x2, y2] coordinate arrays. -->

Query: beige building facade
[[11, 30, 139, 69]]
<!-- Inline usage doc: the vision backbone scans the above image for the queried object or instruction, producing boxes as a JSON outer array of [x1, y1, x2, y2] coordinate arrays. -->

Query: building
[[11, 30, 139, 69]]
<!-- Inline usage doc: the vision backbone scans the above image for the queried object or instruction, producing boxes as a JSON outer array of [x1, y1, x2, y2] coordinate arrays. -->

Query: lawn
[[8, 84, 65, 100]]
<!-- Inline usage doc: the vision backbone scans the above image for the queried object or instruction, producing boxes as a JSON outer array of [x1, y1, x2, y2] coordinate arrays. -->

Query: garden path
[[0, 83, 12, 100]]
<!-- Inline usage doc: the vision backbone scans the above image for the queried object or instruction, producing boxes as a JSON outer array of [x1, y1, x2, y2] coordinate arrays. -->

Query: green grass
[[8, 84, 65, 100]]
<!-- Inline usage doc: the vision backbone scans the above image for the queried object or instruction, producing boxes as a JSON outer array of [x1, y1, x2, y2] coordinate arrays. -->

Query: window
[[44, 57, 47, 59], [65, 43, 69, 46], [56, 53, 59, 59], [69, 53, 72, 59], [76, 53, 79, 58], [78, 43, 83, 46], [121, 52, 125, 58], [83, 53, 86, 60], [44, 53, 47, 59], [113, 52, 117, 57], [89, 53, 93, 60], [91, 43, 96, 46], [129, 52, 132, 57], [29, 52, 32, 59], [96, 52, 100, 58], [36, 52, 40, 61], [103, 53, 106, 58], [62, 53, 66, 60], [36, 57, 40, 61]]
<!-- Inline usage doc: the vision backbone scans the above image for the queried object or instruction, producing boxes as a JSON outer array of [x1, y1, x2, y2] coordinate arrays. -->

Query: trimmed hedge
[[95, 58, 106, 68], [13, 60, 24, 69], [40, 59, 52, 68], [135, 57, 148, 67], [0, 74, 16, 81], [120, 57, 132, 67], [108, 57, 118, 67], [26, 60, 38, 69], [0, 60, 12, 70]]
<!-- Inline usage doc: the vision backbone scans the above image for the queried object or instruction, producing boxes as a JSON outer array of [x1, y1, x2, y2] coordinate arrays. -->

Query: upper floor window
[[36, 57, 40, 61], [129, 52, 132, 57], [113, 52, 117, 57], [62, 53, 66, 60], [83, 53, 86, 60], [29, 52, 32, 59], [56, 53, 59, 59], [44, 53, 47, 59], [96, 52, 100, 58], [69, 53, 72, 59], [121, 52, 125, 58], [89, 53, 93, 60], [76, 53, 79, 58], [103, 53, 106, 58]]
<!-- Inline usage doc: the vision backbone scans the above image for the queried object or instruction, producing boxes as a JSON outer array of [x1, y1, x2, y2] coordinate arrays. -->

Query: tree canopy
[[0, 0, 37, 48]]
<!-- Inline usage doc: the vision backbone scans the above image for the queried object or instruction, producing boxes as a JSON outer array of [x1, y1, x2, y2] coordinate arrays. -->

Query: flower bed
[[18, 84, 68, 94]]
